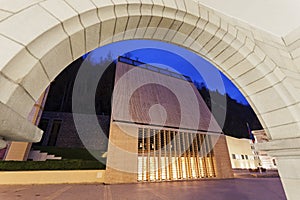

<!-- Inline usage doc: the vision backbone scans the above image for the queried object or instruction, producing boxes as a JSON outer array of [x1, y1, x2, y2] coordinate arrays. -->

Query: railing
[[118, 56, 193, 82]]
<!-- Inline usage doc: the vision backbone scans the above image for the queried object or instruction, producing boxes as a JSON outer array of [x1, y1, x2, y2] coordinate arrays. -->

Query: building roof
[[111, 58, 222, 133]]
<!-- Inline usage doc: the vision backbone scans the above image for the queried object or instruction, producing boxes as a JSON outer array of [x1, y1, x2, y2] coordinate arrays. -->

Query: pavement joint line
[[148, 188, 169, 200], [0, 178, 286, 200], [45, 185, 72, 200], [104, 185, 113, 200], [14, 187, 28, 192]]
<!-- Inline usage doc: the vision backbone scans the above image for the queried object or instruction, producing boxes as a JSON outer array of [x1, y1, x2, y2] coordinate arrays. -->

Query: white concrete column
[[0, 102, 43, 142], [0, 138, 6, 149], [256, 137, 300, 200]]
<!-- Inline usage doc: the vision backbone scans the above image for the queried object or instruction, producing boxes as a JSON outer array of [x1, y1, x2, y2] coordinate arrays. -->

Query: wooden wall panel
[[112, 61, 222, 133]]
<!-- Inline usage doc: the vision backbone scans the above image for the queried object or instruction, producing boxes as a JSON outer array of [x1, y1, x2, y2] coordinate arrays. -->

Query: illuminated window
[[137, 128, 216, 182], [236, 154, 242, 160]]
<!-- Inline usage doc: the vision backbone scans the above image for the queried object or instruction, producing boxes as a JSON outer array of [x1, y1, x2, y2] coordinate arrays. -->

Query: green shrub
[[0, 160, 105, 171]]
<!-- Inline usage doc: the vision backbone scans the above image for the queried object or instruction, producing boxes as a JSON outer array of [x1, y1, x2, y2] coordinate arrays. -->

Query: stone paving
[[0, 178, 286, 200]]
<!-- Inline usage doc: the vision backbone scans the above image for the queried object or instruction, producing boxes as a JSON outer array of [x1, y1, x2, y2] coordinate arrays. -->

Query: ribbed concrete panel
[[0, 74, 18, 104], [65, 0, 100, 53], [20, 62, 50, 101], [40, 38, 73, 81], [0, 10, 11, 21], [40, 0, 85, 60], [40, 0, 78, 22], [0, 5, 60, 46], [5, 86, 35, 118], [1, 47, 38, 84], [27, 24, 69, 60], [0, 35, 24, 71], [0, 0, 44, 13], [0, 0, 297, 140], [248, 86, 295, 115], [0, 102, 42, 142]]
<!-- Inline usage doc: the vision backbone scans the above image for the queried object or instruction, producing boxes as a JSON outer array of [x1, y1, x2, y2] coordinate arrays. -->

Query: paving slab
[[0, 178, 286, 200]]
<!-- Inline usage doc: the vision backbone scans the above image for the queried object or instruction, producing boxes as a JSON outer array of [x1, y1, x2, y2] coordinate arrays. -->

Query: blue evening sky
[[88, 40, 249, 105]]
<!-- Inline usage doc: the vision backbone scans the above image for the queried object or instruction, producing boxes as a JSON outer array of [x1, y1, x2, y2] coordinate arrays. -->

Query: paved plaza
[[0, 178, 286, 200]]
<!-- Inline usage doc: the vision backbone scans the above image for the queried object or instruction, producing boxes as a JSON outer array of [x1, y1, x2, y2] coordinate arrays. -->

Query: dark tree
[[195, 83, 262, 139]]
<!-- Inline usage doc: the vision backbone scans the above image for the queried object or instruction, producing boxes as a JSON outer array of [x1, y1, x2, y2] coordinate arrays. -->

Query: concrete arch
[[0, 0, 298, 138], [1, 0, 300, 199]]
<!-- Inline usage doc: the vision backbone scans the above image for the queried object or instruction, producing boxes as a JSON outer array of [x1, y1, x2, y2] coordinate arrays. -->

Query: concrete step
[[28, 150, 62, 161]]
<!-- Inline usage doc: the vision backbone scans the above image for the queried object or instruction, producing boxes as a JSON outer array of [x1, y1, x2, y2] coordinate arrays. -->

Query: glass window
[[48, 119, 62, 146], [38, 118, 49, 132], [273, 159, 277, 166]]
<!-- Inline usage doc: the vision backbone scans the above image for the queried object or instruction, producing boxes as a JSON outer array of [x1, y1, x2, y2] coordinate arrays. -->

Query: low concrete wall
[[0, 170, 105, 185]]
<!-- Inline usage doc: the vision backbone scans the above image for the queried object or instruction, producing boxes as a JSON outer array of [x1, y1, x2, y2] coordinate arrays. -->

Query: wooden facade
[[105, 58, 233, 184]]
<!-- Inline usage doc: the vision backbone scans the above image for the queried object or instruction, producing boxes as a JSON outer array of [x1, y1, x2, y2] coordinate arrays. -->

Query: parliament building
[[105, 57, 233, 183], [1, 56, 233, 184]]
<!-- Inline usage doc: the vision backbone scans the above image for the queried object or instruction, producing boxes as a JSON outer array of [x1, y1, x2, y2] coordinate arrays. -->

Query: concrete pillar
[[4, 87, 49, 161], [0, 138, 6, 149], [213, 135, 234, 178], [0, 102, 42, 142], [105, 122, 138, 184], [256, 137, 300, 200]]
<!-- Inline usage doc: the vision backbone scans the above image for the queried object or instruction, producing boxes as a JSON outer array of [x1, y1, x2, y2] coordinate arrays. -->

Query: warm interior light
[[137, 128, 216, 182]]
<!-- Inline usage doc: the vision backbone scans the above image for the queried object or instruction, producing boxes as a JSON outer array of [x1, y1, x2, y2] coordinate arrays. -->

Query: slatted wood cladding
[[112, 61, 222, 133], [105, 59, 233, 183]]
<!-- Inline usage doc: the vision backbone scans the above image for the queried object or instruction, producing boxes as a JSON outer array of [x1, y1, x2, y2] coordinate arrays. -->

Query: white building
[[226, 134, 277, 170], [252, 130, 277, 170], [226, 136, 259, 169]]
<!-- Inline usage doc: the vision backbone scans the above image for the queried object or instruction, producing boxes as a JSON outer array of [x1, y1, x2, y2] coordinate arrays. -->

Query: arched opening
[[3, 40, 273, 184]]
